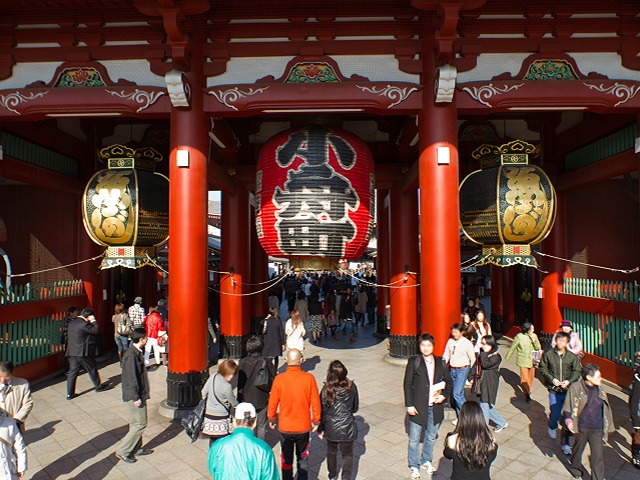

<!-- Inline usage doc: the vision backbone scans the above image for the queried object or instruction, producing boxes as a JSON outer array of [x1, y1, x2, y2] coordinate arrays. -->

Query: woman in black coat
[[470, 335, 508, 432], [318, 360, 359, 480], [262, 307, 285, 369]]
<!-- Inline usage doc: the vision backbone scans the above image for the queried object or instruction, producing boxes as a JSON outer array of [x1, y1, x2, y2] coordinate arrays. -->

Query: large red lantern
[[255, 126, 375, 262]]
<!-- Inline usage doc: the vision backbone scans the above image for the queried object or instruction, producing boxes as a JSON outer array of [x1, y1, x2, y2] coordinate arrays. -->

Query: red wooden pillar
[[388, 185, 420, 357], [541, 190, 567, 341], [418, 51, 461, 355], [220, 188, 250, 358], [490, 264, 503, 330], [250, 204, 269, 331], [375, 189, 390, 334], [165, 53, 209, 410], [502, 267, 516, 334]]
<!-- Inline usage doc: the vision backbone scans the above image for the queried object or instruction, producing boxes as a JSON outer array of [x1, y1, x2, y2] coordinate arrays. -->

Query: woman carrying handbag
[[470, 335, 508, 433], [201, 359, 238, 446], [505, 322, 541, 402]]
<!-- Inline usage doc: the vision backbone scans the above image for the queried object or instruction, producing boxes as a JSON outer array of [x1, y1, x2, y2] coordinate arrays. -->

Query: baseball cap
[[234, 402, 256, 420]]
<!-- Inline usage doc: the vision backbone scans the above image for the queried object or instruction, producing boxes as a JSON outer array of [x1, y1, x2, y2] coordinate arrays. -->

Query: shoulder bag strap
[[211, 374, 231, 415]]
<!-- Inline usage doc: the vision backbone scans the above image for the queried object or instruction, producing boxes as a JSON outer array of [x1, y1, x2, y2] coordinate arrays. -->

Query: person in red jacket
[[142, 306, 164, 367], [268, 348, 321, 480]]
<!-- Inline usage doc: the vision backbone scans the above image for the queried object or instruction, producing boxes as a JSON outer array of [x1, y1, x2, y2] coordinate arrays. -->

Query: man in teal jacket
[[208, 402, 278, 480]]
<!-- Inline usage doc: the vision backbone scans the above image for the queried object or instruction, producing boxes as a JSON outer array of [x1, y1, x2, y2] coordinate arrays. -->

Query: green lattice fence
[[0, 280, 84, 305], [563, 277, 639, 303], [0, 313, 66, 366]]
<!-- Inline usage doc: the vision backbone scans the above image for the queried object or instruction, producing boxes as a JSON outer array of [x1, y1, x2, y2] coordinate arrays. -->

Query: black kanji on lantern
[[273, 127, 359, 257]]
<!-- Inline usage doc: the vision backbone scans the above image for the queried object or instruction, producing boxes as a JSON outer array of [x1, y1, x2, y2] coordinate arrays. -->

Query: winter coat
[[538, 349, 582, 393], [308, 297, 323, 316], [0, 418, 26, 480], [285, 319, 305, 352], [121, 344, 150, 403], [0, 378, 33, 428], [65, 317, 99, 358], [262, 316, 285, 358], [551, 331, 583, 356], [208, 427, 279, 480], [562, 380, 615, 440], [339, 294, 354, 319], [319, 380, 359, 442], [505, 332, 541, 368], [238, 354, 277, 411], [202, 373, 238, 417], [143, 312, 163, 339], [403, 355, 453, 427], [294, 299, 309, 323], [630, 373, 640, 429], [469, 349, 502, 406]]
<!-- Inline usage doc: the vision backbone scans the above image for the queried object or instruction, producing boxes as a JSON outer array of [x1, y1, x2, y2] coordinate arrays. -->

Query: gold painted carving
[[502, 166, 551, 242], [90, 171, 135, 244]]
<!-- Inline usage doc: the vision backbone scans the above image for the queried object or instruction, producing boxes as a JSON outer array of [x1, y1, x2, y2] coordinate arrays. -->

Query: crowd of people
[[1, 271, 639, 480]]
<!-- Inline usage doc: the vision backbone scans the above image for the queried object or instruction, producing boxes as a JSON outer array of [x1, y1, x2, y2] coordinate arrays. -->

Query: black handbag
[[181, 395, 207, 443], [471, 361, 482, 396], [253, 359, 272, 392]]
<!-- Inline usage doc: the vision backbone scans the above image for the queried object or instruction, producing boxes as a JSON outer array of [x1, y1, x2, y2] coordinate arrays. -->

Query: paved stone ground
[[20, 324, 638, 480]]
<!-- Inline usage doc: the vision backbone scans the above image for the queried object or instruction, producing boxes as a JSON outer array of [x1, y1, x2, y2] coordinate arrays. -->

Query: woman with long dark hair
[[444, 401, 498, 480], [318, 360, 359, 480], [471, 335, 508, 432], [471, 311, 492, 354]]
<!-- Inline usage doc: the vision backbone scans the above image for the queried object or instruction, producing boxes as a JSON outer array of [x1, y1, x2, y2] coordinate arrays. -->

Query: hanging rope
[[533, 250, 639, 274], [209, 273, 288, 296], [460, 254, 480, 267], [338, 268, 421, 288], [4, 253, 105, 278], [145, 254, 170, 275]]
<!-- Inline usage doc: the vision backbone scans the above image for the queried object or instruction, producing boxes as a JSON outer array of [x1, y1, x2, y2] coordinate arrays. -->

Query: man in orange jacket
[[268, 348, 321, 480]]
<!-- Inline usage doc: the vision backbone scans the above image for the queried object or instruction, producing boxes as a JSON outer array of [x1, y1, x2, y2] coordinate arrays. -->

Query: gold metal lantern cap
[[459, 140, 556, 268], [82, 144, 169, 270]]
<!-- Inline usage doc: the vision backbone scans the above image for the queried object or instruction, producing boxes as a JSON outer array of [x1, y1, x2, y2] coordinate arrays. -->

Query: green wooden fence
[[563, 308, 639, 368], [563, 278, 640, 368], [0, 312, 65, 366], [563, 277, 639, 303], [0, 280, 84, 305]]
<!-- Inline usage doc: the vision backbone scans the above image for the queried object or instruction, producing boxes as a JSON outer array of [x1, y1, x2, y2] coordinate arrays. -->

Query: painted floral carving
[[461, 84, 524, 108], [54, 67, 106, 88], [208, 87, 270, 111], [355, 84, 418, 108], [0, 91, 49, 115], [285, 63, 339, 83], [105, 89, 165, 112], [524, 60, 578, 80], [583, 82, 640, 107]]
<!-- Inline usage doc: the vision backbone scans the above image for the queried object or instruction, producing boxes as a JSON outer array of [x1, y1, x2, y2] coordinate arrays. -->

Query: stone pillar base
[[376, 315, 389, 336], [165, 369, 208, 410], [389, 334, 418, 358]]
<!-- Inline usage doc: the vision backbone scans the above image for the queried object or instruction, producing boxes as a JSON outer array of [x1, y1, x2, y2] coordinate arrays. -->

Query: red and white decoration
[[255, 126, 375, 260]]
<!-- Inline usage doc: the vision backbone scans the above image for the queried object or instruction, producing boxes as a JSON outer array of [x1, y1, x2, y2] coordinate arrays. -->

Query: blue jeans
[[338, 319, 354, 335], [408, 408, 441, 469], [548, 391, 571, 446], [480, 402, 507, 429], [115, 334, 130, 353], [449, 366, 469, 415], [354, 312, 365, 325]]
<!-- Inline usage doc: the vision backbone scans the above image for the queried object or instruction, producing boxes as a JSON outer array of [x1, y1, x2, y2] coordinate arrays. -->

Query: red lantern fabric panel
[[256, 126, 375, 260]]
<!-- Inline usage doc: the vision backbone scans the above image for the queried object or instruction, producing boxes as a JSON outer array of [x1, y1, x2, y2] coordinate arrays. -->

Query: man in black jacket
[[66, 308, 107, 399], [238, 336, 277, 440], [116, 329, 152, 464], [539, 330, 582, 455], [403, 333, 453, 480]]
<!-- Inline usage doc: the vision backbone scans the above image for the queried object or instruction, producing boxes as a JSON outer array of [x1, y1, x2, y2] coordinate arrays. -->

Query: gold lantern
[[82, 144, 169, 269], [459, 140, 556, 267]]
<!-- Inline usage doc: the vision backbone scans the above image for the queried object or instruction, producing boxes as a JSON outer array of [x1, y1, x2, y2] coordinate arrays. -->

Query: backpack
[[116, 313, 133, 337], [253, 359, 273, 392]]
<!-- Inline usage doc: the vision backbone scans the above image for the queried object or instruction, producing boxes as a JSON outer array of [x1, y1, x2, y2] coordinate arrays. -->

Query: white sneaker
[[562, 445, 572, 455], [452, 419, 458, 426], [548, 427, 558, 439], [494, 423, 508, 433], [421, 461, 437, 474], [410, 468, 421, 479]]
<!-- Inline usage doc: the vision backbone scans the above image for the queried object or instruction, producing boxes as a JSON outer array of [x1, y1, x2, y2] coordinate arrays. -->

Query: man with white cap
[[208, 402, 278, 480]]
